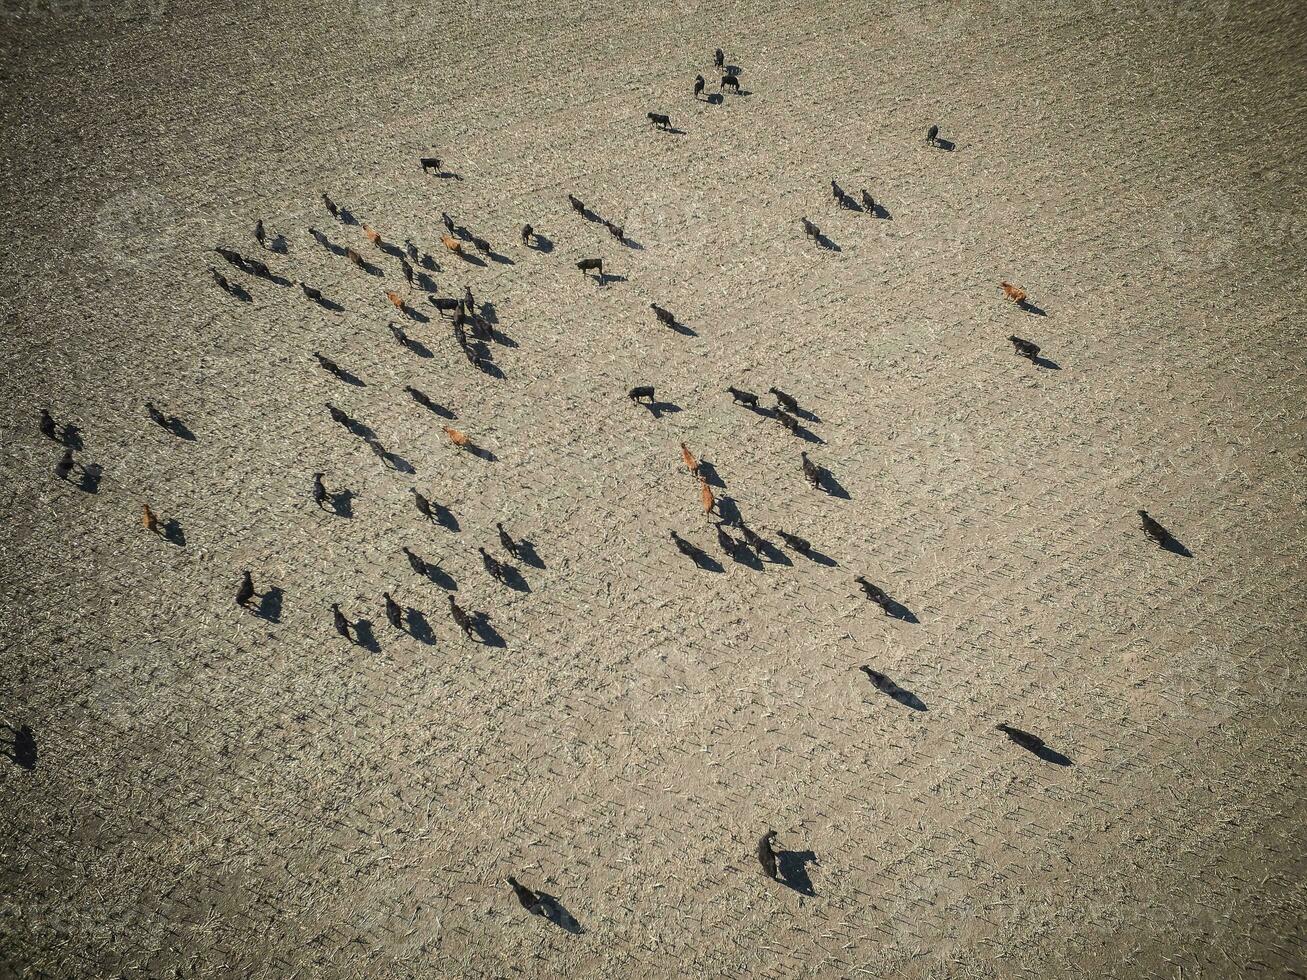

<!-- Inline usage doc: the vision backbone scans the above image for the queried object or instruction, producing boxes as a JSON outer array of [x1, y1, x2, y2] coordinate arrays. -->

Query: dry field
[[2, 0, 1306, 976]]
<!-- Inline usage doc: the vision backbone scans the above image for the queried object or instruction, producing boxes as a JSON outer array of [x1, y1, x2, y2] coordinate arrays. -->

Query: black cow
[[576, 257, 604, 281], [694, 74, 705, 99], [801, 217, 821, 240], [648, 112, 672, 130], [420, 156, 441, 173], [628, 385, 655, 403], [727, 386, 759, 408], [1009, 335, 1041, 362], [651, 303, 675, 327], [926, 123, 939, 146], [721, 74, 740, 93]]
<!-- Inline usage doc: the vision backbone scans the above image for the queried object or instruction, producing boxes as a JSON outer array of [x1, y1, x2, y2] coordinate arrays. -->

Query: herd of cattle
[[28, 45, 1194, 914]]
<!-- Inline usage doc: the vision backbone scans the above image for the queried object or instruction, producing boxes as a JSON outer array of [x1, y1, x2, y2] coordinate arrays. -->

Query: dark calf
[[801, 217, 821, 239], [926, 123, 939, 146], [776, 529, 812, 554], [521, 223, 533, 245], [800, 451, 821, 489], [727, 386, 759, 408], [651, 303, 675, 327], [1009, 335, 1041, 362], [996, 722, 1044, 752], [770, 387, 800, 413], [628, 385, 655, 403], [775, 409, 801, 434], [1138, 510, 1175, 548], [694, 74, 705, 99], [721, 74, 740, 93], [420, 156, 441, 172], [647, 112, 672, 130], [429, 295, 460, 316], [576, 257, 604, 280], [568, 194, 586, 216]]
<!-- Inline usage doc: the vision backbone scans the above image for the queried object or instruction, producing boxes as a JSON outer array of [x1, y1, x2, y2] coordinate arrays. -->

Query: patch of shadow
[[422, 563, 457, 591], [815, 468, 850, 500], [328, 489, 357, 518], [338, 208, 359, 226], [378, 240, 405, 259], [684, 548, 723, 573], [352, 618, 381, 653], [777, 850, 818, 897], [161, 519, 186, 546], [640, 400, 681, 420], [528, 234, 555, 254], [332, 367, 366, 387], [706, 92, 724, 105], [267, 235, 289, 255], [414, 271, 438, 292], [163, 417, 197, 441], [871, 203, 892, 220], [859, 668, 926, 711], [470, 612, 506, 648], [1017, 300, 1048, 317], [432, 503, 459, 532], [463, 444, 498, 463], [255, 586, 284, 623], [714, 495, 743, 526], [1161, 536, 1194, 559], [814, 233, 841, 252], [400, 337, 434, 359], [500, 565, 530, 593], [532, 893, 583, 935], [934, 138, 956, 152], [407, 608, 437, 645], [311, 295, 345, 312], [2, 723, 37, 770], [76, 463, 103, 494], [880, 599, 919, 625], [1034, 745, 1074, 766], [456, 252, 487, 268], [696, 460, 726, 489], [486, 250, 514, 265], [514, 539, 544, 570], [1032, 355, 1061, 370], [368, 441, 415, 474], [59, 424, 84, 450], [597, 272, 628, 285], [801, 547, 838, 567]]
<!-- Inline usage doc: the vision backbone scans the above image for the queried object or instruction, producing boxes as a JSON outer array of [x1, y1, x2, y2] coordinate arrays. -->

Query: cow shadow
[[474, 356, 506, 380], [357, 259, 385, 277], [399, 306, 431, 324], [665, 318, 697, 337], [339, 414, 376, 440], [400, 336, 434, 359], [598, 272, 628, 286], [714, 496, 743, 526], [414, 271, 438, 292], [432, 503, 459, 532], [750, 537, 792, 566], [724, 538, 764, 570], [223, 280, 253, 302], [406, 608, 438, 645], [499, 565, 530, 593], [255, 586, 284, 623], [814, 233, 841, 252], [1161, 535, 1194, 559], [533, 892, 583, 934], [327, 488, 357, 518], [796, 545, 837, 567], [777, 850, 818, 896], [1032, 355, 1062, 370], [640, 400, 681, 420], [791, 423, 824, 445], [331, 366, 366, 387], [76, 463, 103, 494], [697, 460, 726, 489], [861, 671, 927, 711], [369, 440, 416, 474], [933, 138, 956, 152], [871, 203, 892, 220], [310, 294, 345, 312], [267, 234, 290, 255], [163, 417, 197, 441], [421, 562, 458, 591], [880, 599, 919, 625], [683, 548, 723, 573], [1017, 300, 1048, 317], [486, 250, 514, 265], [616, 233, 643, 251], [58, 424, 84, 450], [1033, 744, 1074, 766], [456, 252, 487, 268], [161, 519, 186, 546], [415, 399, 456, 420], [814, 468, 850, 499], [2, 723, 37, 770], [339, 208, 359, 226], [462, 444, 498, 463], [471, 612, 506, 648], [706, 92, 724, 105], [514, 539, 545, 570], [352, 618, 381, 653], [528, 234, 555, 254]]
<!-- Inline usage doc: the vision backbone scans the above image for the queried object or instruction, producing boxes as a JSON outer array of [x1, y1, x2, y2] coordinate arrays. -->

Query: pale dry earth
[[1, 0, 1305, 977]]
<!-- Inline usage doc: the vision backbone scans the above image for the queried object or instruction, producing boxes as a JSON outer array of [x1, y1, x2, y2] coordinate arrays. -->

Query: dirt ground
[[1, 0, 1305, 976]]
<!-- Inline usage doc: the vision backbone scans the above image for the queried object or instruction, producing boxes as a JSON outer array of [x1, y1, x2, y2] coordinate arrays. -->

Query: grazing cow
[[800, 451, 820, 489], [628, 385, 655, 403], [449, 595, 474, 638], [776, 529, 812, 554], [603, 219, 624, 241], [568, 194, 586, 216], [757, 829, 778, 879], [402, 546, 428, 576], [346, 247, 366, 269], [479, 547, 506, 582], [315, 352, 344, 378], [1009, 335, 1041, 362], [362, 225, 382, 249], [142, 503, 159, 534], [647, 112, 672, 130], [831, 180, 845, 202], [243, 256, 273, 280], [254, 219, 266, 249], [209, 266, 243, 297], [470, 235, 491, 254], [854, 575, 892, 610], [651, 303, 675, 327], [331, 603, 350, 639], [145, 402, 169, 429], [412, 488, 434, 519], [496, 522, 519, 559], [694, 74, 705, 99], [858, 665, 894, 692], [443, 425, 471, 449], [322, 192, 339, 219], [441, 234, 462, 254], [401, 258, 415, 285], [384, 592, 403, 630], [300, 282, 324, 303], [441, 212, 455, 234], [770, 387, 800, 413], [680, 442, 699, 475], [404, 386, 436, 411], [1000, 281, 1027, 305], [420, 156, 441, 173], [236, 570, 255, 608], [714, 48, 724, 70], [39, 409, 57, 440], [801, 217, 821, 240], [386, 290, 405, 311], [312, 472, 328, 508], [727, 386, 759, 408], [576, 257, 603, 281], [1138, 510, 1175, 548], [996, 722, 1044, 752], [309, 227, 330, 249], [521, 223, 533, 245], [389, 323, 409, 347], [721, 74, 740, 93], [926, 123, 939, 146], [861, 189, 875, 213], [507, 877, 541, 913], [670, 530, 700, 559], [737, 520, 766, 551], [775, 409, 801, 434], [214, 246, 244, 269], [325, 403, 350, 427], [700, 477, 715, 515], [429, 295, 460, 315], [54, 448, 75, 481]]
